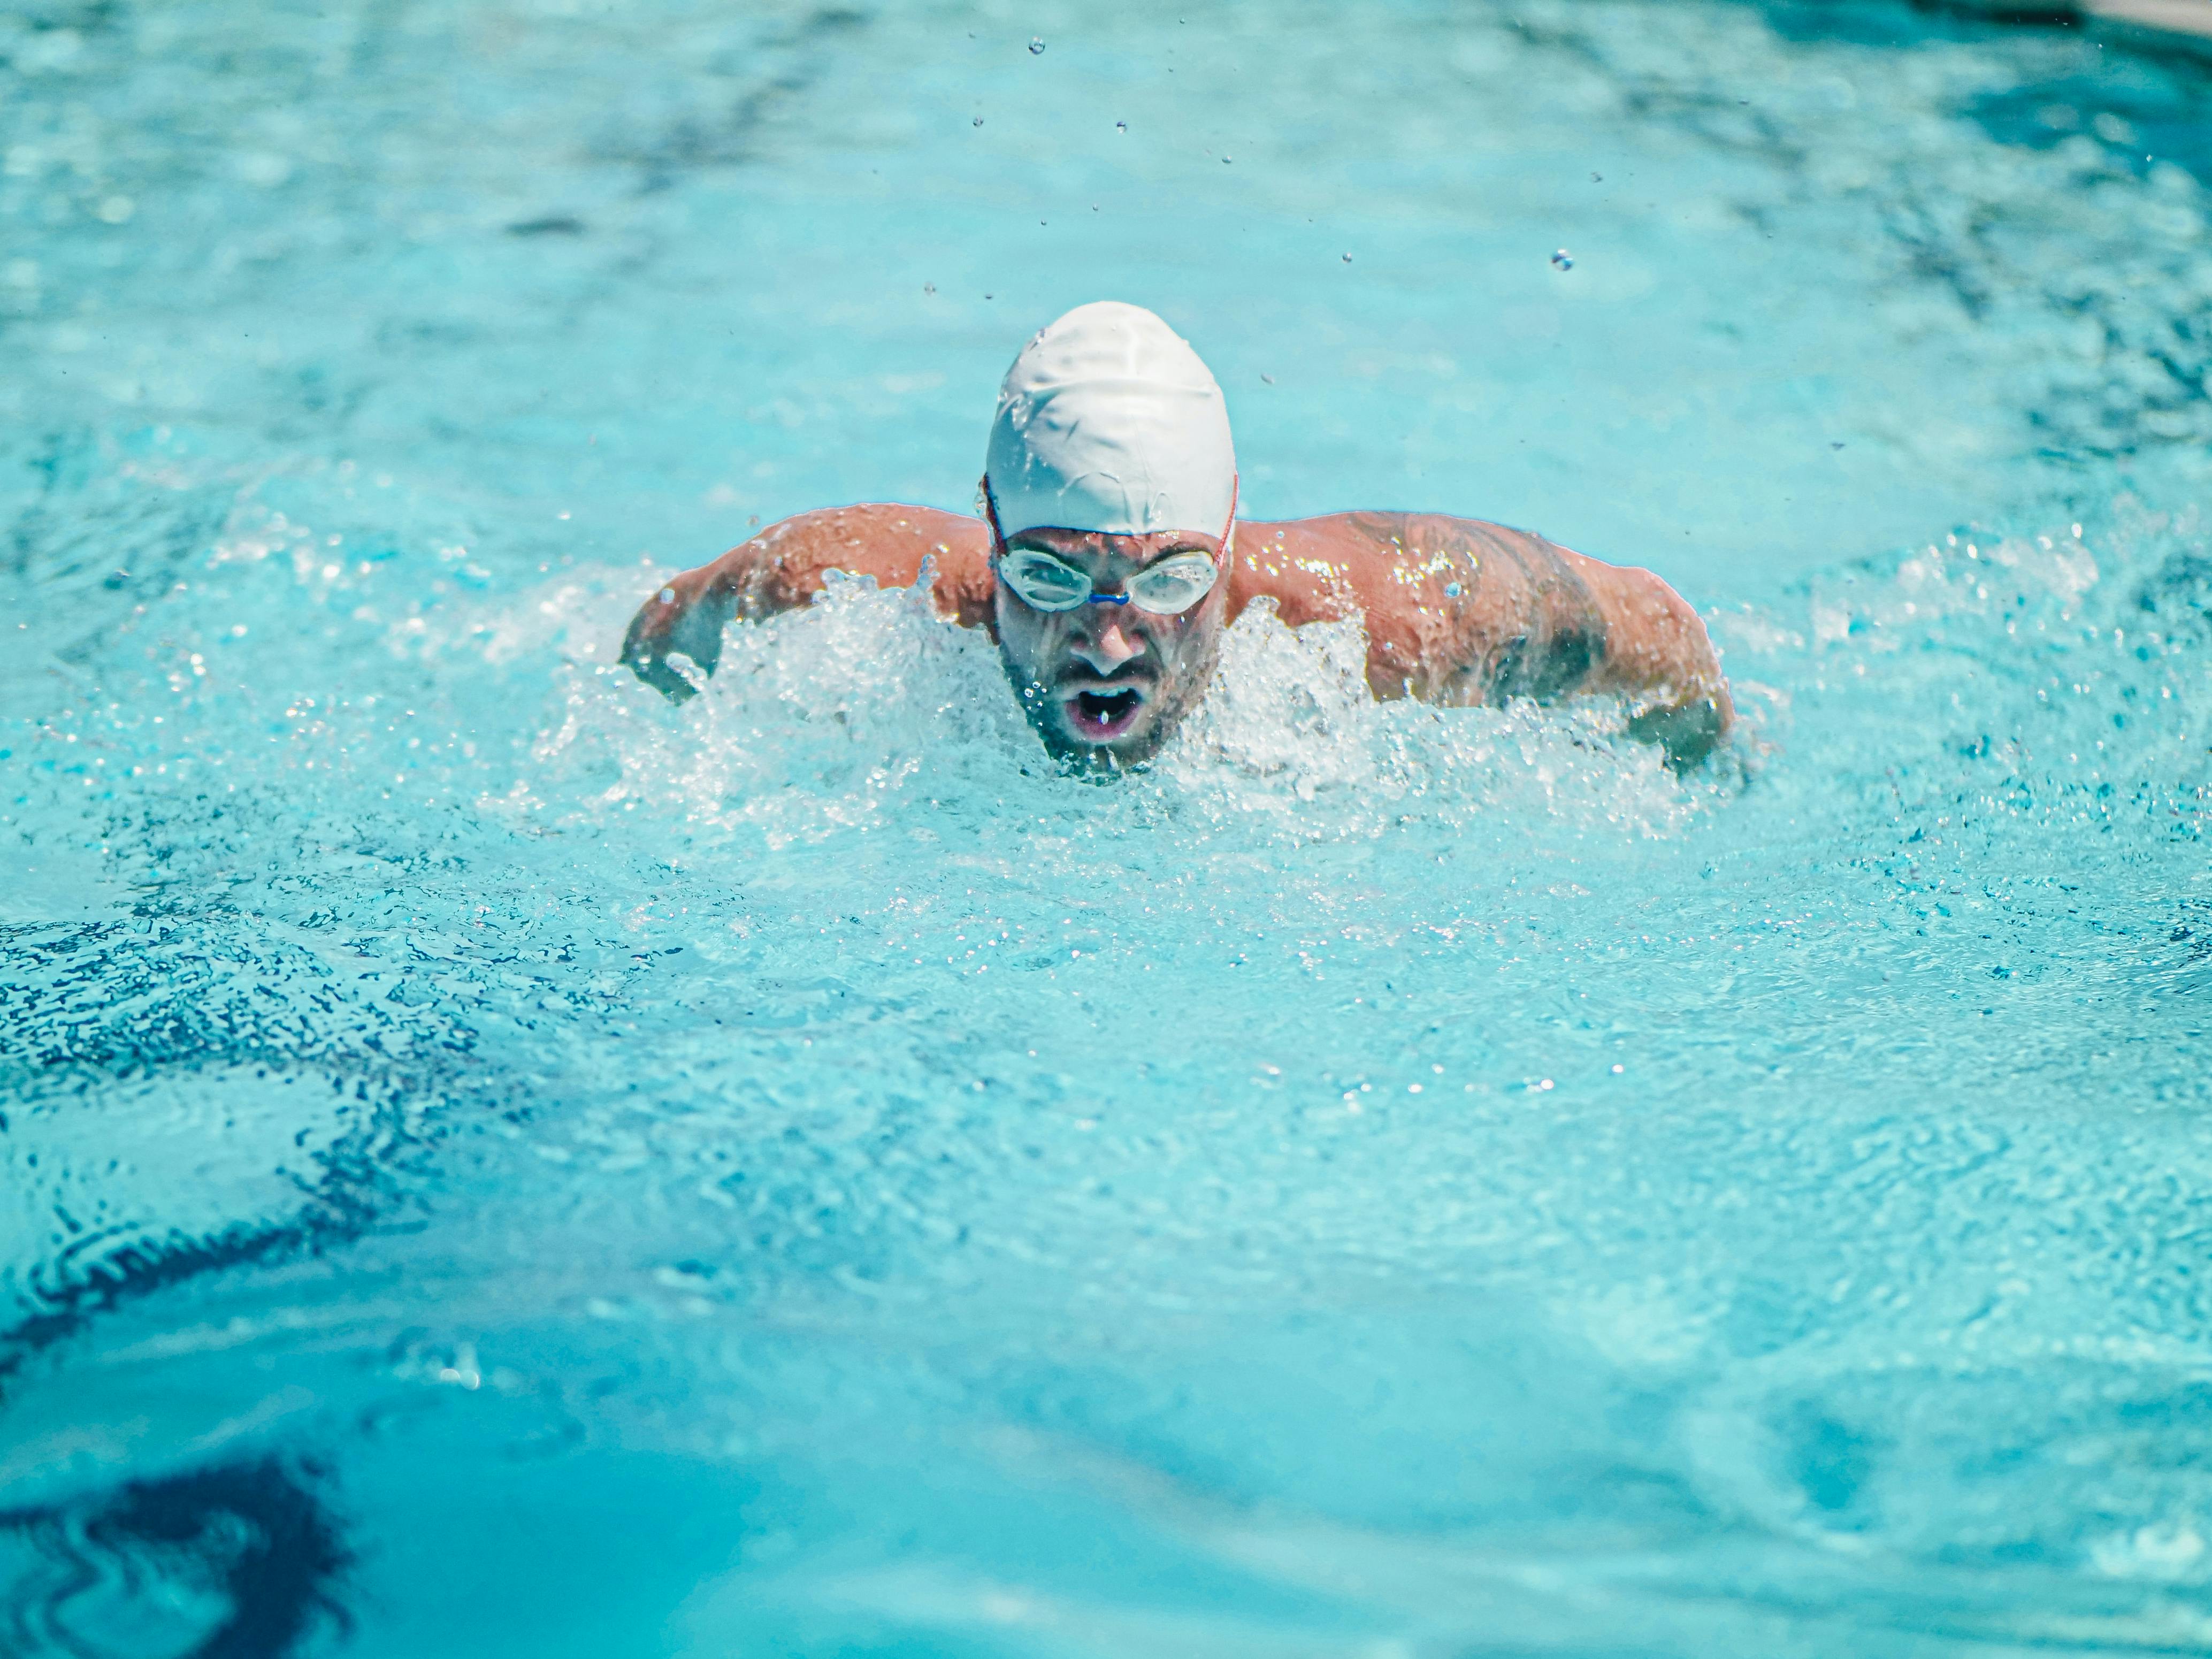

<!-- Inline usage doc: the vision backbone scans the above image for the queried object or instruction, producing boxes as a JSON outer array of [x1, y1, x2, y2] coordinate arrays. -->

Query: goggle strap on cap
[[981, 475, 1239, 569]]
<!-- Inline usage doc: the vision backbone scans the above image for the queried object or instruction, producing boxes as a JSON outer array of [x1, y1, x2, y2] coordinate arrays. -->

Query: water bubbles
[[1444, 583, 1462, 598], [923, 282, 936, 295], [1115, 120, 1127, 133], [1551, 248, 1573, 270], [1590, 171, 1602, 182], [1222, 155, 1232, 164], [973, 116, 984, 127], [1029, 36, 1045, 53], [1342, 252, 1352, 263]]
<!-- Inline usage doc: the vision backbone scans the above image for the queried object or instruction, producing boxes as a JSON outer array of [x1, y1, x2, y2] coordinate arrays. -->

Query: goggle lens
[[1124, 552, 1219, 616], [999, 549, 1096, 611], [997, 548, 1220, 616]]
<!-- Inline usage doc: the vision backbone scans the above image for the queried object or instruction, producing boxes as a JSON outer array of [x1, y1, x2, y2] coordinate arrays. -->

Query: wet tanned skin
[[621, 502, 1735, 768]]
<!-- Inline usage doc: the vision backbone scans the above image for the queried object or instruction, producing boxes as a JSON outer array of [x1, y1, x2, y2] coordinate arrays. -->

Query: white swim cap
[[984, 301, 1236, 539]]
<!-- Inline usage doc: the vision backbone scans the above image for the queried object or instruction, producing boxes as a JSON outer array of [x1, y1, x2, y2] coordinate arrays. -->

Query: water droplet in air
[[1029, 36, 1045, 53], [1115, 120, 1127, 133], [1551, 248, 1573, 270], [973, 116, 984, 126]]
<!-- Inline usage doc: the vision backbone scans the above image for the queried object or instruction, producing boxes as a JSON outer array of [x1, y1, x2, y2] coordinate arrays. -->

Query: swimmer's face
[[992, 525, 1231, 769]]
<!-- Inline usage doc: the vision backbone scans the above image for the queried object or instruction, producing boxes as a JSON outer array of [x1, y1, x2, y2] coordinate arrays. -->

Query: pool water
[[5, 1, 2212, 1653]]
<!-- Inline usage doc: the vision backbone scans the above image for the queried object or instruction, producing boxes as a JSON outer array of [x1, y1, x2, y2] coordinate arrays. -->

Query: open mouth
[[1063, 686, 1147, 741]]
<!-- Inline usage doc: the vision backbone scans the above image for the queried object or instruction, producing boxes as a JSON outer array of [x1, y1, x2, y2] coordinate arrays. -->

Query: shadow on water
[[0, 1457, 351, 1659], [1744, 0, 2212, 181], [2139, 544, 2212, 632], [1970, 65, 2212, 186], [589, 4, 870, 193]]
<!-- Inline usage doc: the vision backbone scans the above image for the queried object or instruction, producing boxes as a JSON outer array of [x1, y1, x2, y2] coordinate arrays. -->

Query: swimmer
[[622, 301, 1734, 770]]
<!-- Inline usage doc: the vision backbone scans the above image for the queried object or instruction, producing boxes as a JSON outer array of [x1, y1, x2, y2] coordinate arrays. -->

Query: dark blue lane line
[[0, 908, 476, 1396], [0, 1456, 353, 1659]]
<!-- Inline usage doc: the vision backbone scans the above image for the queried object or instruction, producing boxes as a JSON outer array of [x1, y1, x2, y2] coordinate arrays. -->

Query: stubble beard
[[1000, 644, 1220, 774]]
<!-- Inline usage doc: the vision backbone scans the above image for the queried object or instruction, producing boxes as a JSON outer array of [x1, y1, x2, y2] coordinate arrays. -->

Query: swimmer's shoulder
[[1231, 511, 1525, 625], [730, 503, 992, 624], [1228, 516, 1371, 626]]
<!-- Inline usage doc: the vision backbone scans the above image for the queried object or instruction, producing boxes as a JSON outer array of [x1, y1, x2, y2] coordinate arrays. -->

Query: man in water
[[622, 302, 1733, 769]]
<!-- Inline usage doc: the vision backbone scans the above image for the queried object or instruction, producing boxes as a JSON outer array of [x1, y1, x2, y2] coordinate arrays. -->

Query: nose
[[1068, 613, 1144, 674]]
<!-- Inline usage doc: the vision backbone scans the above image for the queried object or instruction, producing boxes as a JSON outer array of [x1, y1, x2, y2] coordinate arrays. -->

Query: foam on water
[[525, 569, 1704, 852], [5, 1, 2212, 1654]]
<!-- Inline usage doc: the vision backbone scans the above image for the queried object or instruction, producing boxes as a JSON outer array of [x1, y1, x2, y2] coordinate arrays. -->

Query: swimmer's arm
[[1558, 552, 1735, 769], [619, 505, 991, 700], [1340, 513, 1732, 769]]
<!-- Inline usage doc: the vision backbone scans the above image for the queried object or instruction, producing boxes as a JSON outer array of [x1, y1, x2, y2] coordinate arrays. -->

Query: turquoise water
[[5, 1, 2212, 1652]]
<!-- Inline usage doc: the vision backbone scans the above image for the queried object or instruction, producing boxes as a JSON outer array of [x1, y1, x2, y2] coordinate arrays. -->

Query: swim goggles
[[981, 476, 1236, 617]]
